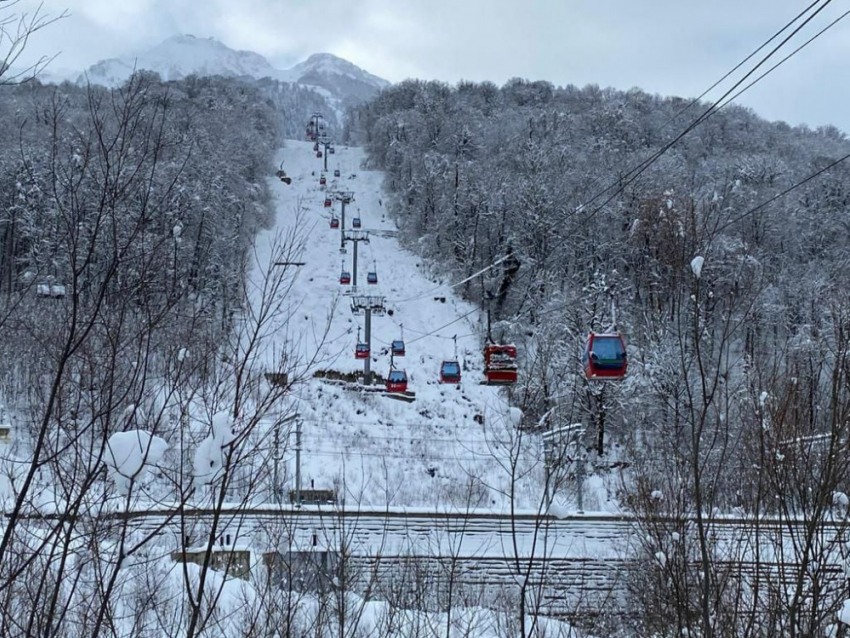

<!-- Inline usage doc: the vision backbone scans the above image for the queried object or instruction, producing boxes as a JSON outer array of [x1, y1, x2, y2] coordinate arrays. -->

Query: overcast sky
[[13, 0, 850, 132]]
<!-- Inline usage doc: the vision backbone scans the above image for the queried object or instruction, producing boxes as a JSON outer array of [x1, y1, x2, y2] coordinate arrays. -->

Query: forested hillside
[[348, 78, 850, 510]]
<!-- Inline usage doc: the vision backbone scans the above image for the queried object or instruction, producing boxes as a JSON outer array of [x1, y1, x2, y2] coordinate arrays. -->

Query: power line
[[371, 0, 842, 301], [714, 150, 850, 234], [664, 0, 824, 124], [564, 0, 837, 231], [386, 256, 510, 305], [405, 308, 480, 345], [716, 8, 850, 111]]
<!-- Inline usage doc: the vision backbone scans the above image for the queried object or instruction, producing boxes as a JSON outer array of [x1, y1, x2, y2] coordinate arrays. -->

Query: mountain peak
[[78, 36, 389, 106], [282, 52, 390, 91]]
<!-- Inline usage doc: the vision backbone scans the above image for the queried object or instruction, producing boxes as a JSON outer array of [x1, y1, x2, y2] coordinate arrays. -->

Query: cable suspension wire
[[665, 0, 824, 124], [377, 0, 841, 300], [564, 0, 837, 231], [714, 151, 850, 234], [716, 8, 850, 111], [406, 308, 479, 346], [386, 255, 510, 305]]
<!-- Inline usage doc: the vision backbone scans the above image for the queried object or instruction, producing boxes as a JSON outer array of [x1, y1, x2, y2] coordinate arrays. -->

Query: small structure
[[289, 488, 337, 506], [264, 547, 339, 593], [172, 543, 252, 581]]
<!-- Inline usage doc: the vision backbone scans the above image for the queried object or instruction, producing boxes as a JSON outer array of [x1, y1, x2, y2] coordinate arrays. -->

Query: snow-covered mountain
[[78, 35, 388, 106], [279, 52, 389, 103], [81, 35, 277, 86]]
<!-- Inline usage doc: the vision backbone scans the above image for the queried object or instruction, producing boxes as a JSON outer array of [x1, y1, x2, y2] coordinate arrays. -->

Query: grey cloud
[[13, 0, 850, 132]]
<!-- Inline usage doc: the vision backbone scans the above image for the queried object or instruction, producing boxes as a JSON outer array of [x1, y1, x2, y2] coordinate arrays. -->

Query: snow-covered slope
[[279, 52, 389, 103], [247, 142, 578, 511], [80, 35, 277, 86]]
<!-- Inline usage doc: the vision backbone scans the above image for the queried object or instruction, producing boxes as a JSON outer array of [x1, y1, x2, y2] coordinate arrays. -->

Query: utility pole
[[333, 190, 354, 253], [295, 418, 302, 508], [342, 230, 369, 290], [350, 295, 386, 385], [271, 412, 300, 505]]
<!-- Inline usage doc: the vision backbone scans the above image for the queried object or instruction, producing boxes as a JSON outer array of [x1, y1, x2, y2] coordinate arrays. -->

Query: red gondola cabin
[[319, 176, 327, 186], [440, 361, 462, 384], [385, 369, 408, 393], [582, 333, 628, 380], [355, 343, 370, 359], [330, 217, 339, 229], [367, 271, 378, 285], [483, 344, 518, 385], [317, 151, 323, 158], [324, 198, 332, 208], [339, 270, 351, 285]]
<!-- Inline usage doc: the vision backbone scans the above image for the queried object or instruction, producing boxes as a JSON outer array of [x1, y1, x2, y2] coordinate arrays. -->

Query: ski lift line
[[416, 1, 837, 290], [386, 313, 476, 341], [406, 308, 479, 346], [373, 0, 829, 304], [557, 0, 838, 233], [716, 8, 850, 113], [663, 0, 824, 126], [493, 2, 822, 220], [714, 150, 850, 235], [386, 255, 511, 305]]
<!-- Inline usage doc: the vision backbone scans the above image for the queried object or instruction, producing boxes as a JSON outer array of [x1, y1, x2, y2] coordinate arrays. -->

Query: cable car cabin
[[355, 343, 370, 359], [330, 217, 339, 229], [366, 271, 378, 285], [583, 333, 628, 380], [313, 142, 319, 151], [334, 169, 341, 177], [319, 176, 327, 186], [385, 369, 408, 393], [329, 147, 335, 155], [339, 271, 351, 285], [391, 340, 405, 357], [324, 198, 332, 208], [483, 344, 518, 385], [352, 217, 362, 229], [440, 361, 462, 384], [317, 151, 323, 158]]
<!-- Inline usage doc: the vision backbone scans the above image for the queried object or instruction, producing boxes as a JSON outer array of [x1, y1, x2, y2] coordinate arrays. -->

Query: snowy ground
[[252, 141, 548, 510]]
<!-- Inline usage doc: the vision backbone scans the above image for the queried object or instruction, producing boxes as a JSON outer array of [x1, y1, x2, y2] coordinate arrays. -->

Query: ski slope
[[254, 141, 549, 510]]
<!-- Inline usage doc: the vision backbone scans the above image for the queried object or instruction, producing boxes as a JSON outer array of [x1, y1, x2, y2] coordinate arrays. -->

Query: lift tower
[[342, 229, 370, 289], [350, 295, 386, 385], [331, 190, 355, 252]]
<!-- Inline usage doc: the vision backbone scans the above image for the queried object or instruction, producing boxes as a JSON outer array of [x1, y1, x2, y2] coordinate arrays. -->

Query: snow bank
[[104, 430, 168, 494]]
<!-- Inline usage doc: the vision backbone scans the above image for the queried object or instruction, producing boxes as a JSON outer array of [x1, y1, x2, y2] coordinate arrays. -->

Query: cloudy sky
[[12, 0, 850, 132]]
